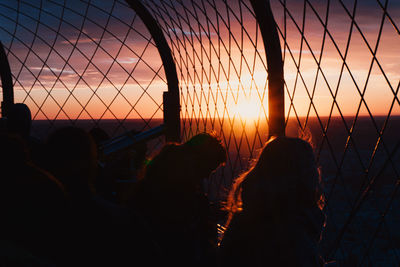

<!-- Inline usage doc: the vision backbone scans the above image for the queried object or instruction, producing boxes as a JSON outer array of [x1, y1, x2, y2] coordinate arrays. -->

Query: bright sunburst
[[231, 97, 264, 122]]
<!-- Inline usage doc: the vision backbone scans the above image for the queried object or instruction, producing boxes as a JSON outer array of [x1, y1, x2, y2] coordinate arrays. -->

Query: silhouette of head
[[183, 132, 227, 182], [46, 126, 97, 196], [7, 103, 32, 139], [220, 137, 324, 267], [227, 136, 322, 218], [144, 133, 226, 188], [143, 143, 183, 186]]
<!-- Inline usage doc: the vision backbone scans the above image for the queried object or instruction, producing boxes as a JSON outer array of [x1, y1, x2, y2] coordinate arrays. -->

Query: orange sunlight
[[230, 89, 267, 123], [231, 99, 262, 121]]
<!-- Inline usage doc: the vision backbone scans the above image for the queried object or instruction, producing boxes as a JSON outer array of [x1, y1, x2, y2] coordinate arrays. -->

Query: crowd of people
[[0, 103, 325, 266]]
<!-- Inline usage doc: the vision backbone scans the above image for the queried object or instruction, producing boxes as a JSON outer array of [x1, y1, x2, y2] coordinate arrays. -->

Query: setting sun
[[231, 97, 265, 121]]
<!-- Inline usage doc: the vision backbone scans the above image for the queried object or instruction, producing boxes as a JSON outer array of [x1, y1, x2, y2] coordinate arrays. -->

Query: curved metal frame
[[250, 0, 285, 137], [136, 1, 286, 139], [125, 0, 181, 143], [126, 0, 285, 140], [0, 41, 14, 118], [1, 1, 284, 140]]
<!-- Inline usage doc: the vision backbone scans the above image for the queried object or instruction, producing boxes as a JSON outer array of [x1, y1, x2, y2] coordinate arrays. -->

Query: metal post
[[0, 41, 14, 118], [250, 0, 285, 137], [125, 0, 181, 143]]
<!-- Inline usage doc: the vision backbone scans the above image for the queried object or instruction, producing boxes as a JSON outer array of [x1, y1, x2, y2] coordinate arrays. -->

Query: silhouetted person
[[7, 103, 45, 167], [46, 126, 97, 200], [0, 133, 69, 266], [45, 126, 159, 266], [182, 133, 228, 265], [130, 132, 226, 266], [219, 136, 325, 267], [7, 103, 31, 140], [183, 133, 227, 189]]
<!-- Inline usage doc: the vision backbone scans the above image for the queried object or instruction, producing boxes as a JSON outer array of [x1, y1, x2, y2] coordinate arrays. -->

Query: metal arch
[[250, 0, 285, 137], [124, 0, 181, 143], [0, 41, 14, 118]]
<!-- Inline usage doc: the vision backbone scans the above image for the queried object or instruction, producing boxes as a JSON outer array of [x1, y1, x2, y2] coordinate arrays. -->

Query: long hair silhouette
[[220, 136, 325, 267]]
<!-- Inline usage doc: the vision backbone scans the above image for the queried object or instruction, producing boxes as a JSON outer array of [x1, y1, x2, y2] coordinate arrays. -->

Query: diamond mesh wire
[[270, 0, 400, 265], [0, 0, 166, 154], [1, 0, 399, 265], [142, 0, 271, 200]]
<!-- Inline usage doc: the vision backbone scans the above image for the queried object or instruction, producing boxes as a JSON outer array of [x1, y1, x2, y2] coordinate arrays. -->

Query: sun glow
[[231, 97, 265, 122]]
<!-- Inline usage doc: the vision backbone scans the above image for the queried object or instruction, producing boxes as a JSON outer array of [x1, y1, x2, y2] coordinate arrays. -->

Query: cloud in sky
[[31, 66, 75, 75], [169, 28, 217, 37], [115, 57, 139, 64]]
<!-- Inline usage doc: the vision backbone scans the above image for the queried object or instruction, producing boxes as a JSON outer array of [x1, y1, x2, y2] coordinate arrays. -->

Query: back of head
[[183, 132, 227, 182], [141, 133, 226, 191], [139, 133, 226, 206], [240, 136, 321, 216], [46, 126, 97, 196], [221, 137, 324, 266], [7, 103, 32, 139]]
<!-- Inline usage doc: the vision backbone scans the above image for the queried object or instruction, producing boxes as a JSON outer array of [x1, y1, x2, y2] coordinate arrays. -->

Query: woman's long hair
[[222, 136, 324, 240]]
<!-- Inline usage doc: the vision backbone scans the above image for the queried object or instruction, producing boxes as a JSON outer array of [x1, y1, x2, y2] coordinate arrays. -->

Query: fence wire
[[142, 0, 271, 202], [1, 0, 399, 265], [0, 0, 166, 154], [271, 0, 400, 265]]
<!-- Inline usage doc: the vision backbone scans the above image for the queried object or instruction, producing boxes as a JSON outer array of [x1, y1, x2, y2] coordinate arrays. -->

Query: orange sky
[[0, 0, 399, 121]]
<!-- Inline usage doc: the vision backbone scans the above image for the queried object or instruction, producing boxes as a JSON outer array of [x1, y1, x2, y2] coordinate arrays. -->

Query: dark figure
[[183, 133, 227, 187], [7, 103, 45, 167], [46, 126, 98, 199], [219, 136, 325, 267], [7, 103, 31, 140], [0, 133, 69, 266], [130, 132, 226, 266], [45, 126, 159, 266]]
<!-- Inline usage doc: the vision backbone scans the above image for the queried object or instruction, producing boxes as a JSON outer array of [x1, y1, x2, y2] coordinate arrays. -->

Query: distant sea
[[30, 115, 400, 190]]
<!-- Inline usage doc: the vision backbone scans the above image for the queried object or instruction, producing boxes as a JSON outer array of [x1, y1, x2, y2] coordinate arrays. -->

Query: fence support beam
[[125, 0, 180, 143], [0, 41, 14, 118], [250, 0, 285, 137]]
